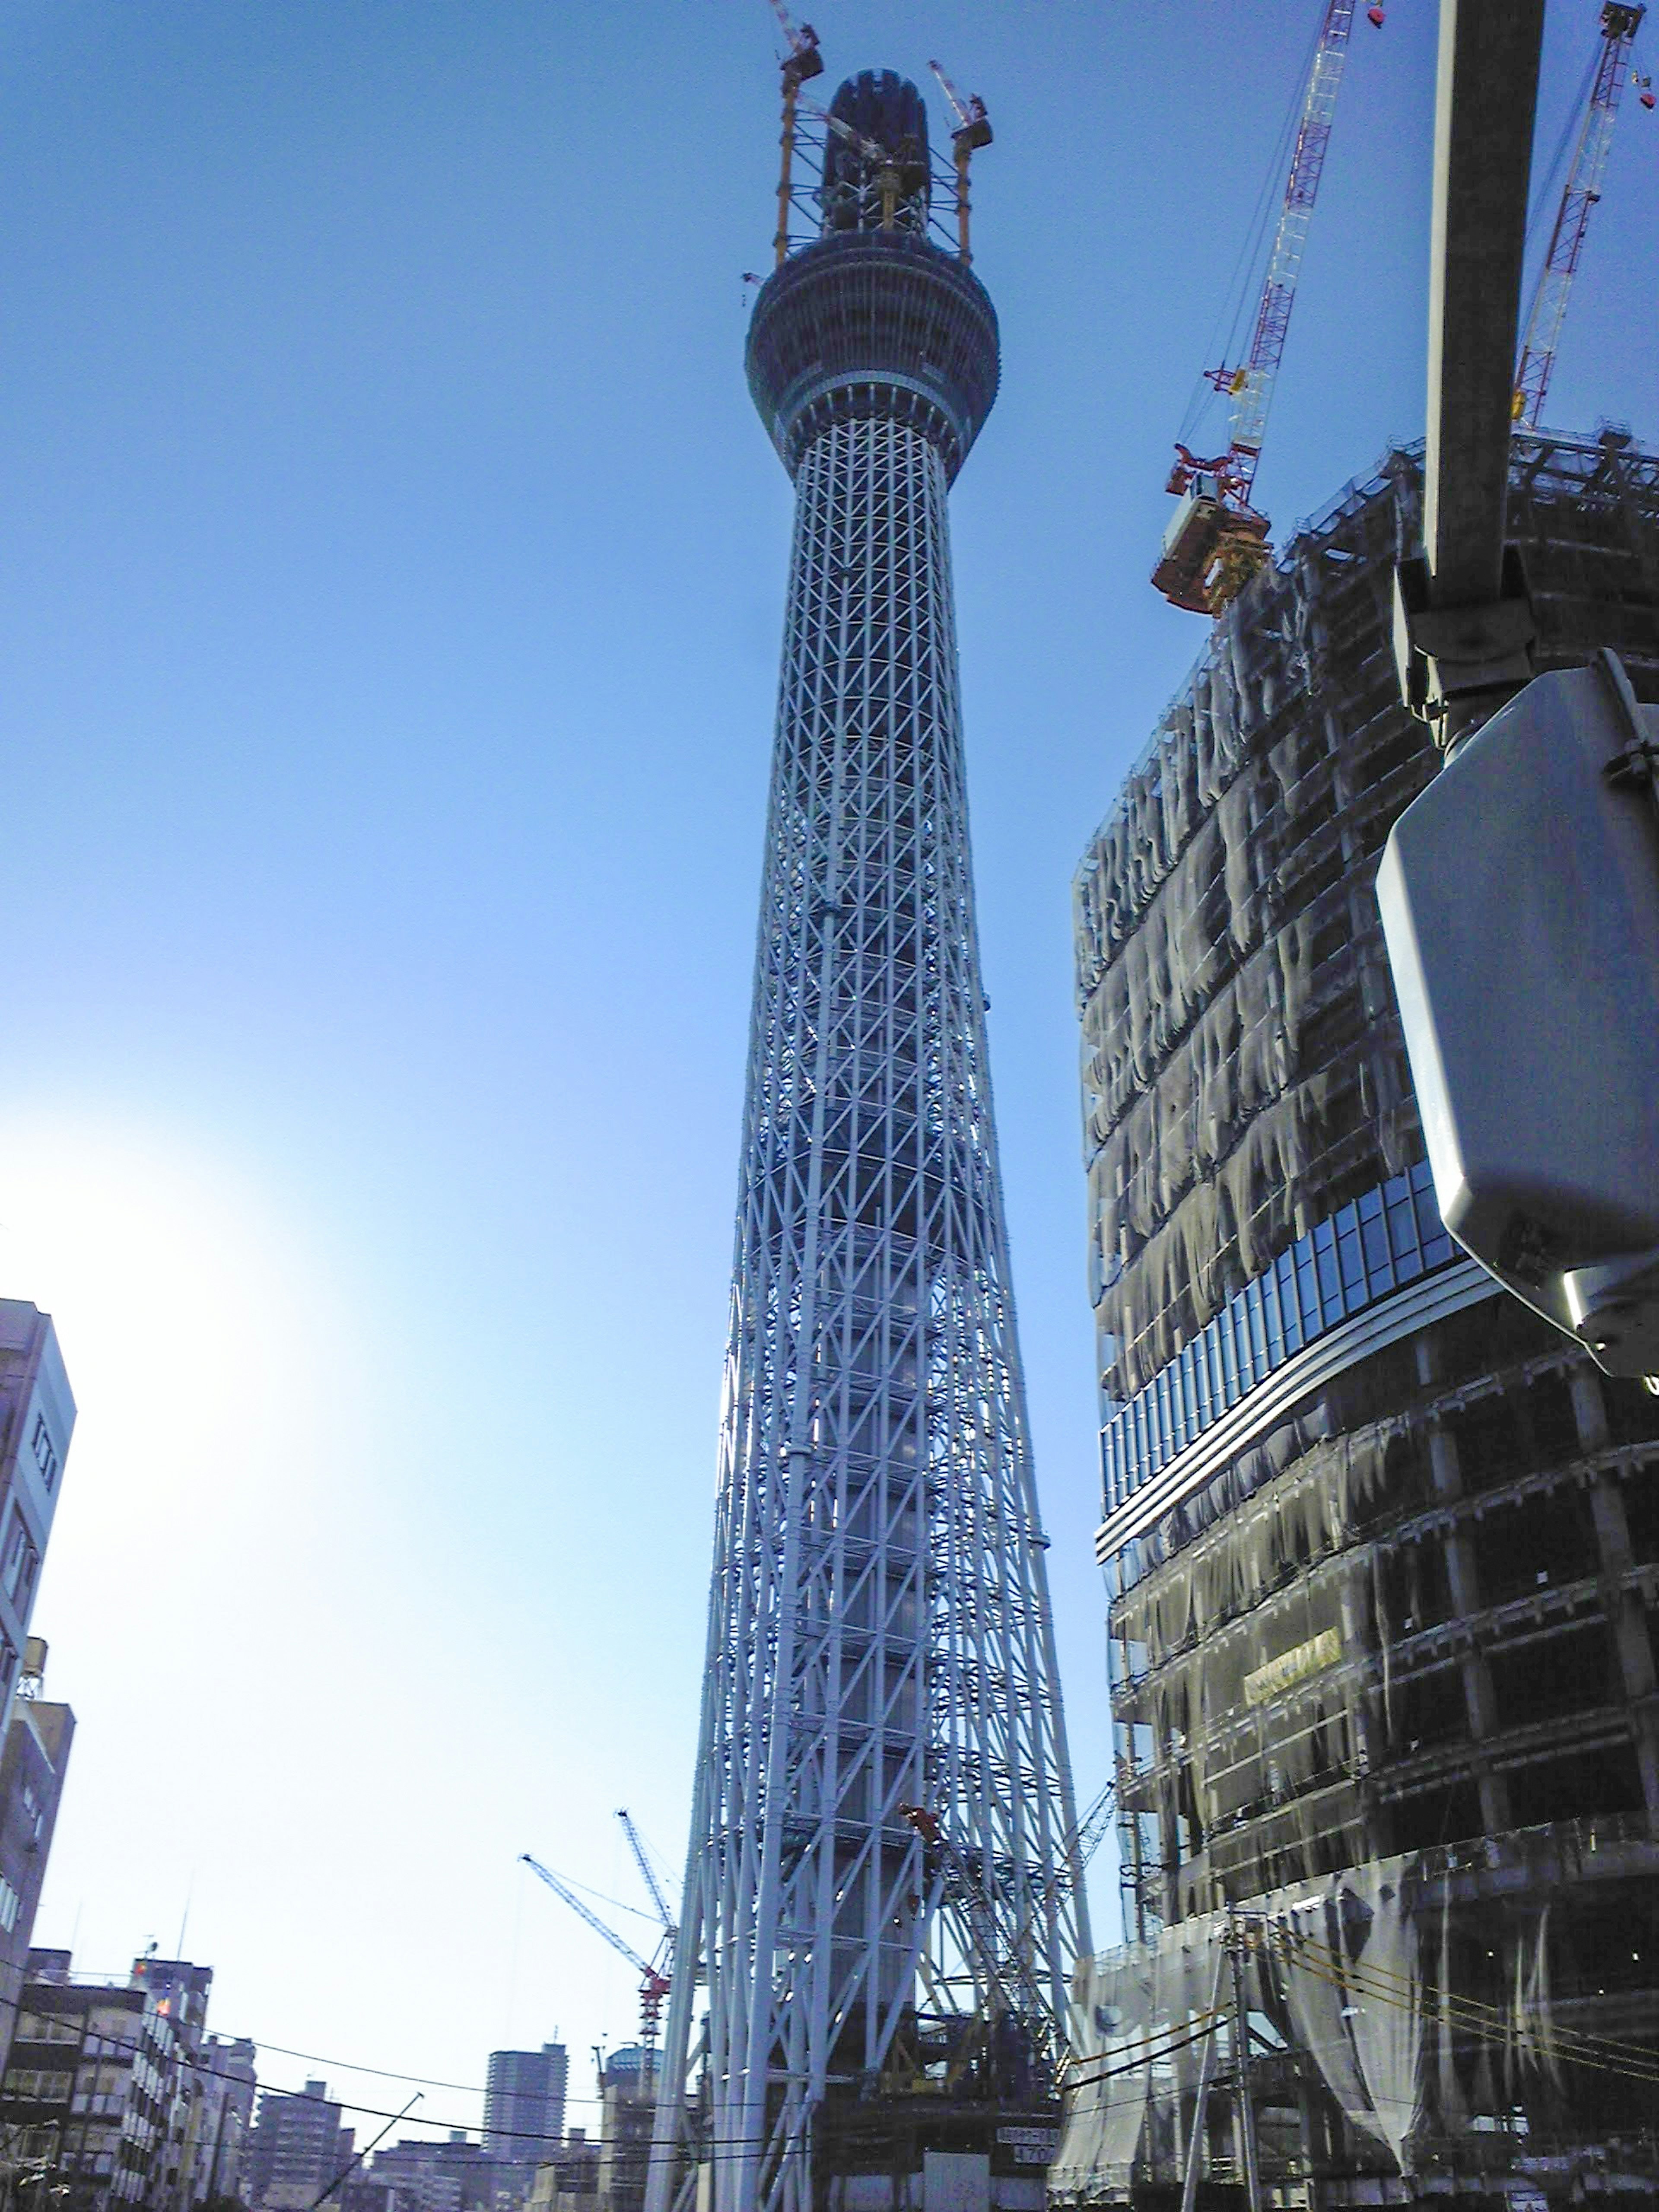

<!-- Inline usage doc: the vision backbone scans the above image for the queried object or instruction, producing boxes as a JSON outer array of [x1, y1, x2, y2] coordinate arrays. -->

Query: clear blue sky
[[0, 0, 1653, 2148]]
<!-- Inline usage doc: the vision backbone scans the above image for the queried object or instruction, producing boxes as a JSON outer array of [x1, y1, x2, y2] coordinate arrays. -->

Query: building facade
[[652, 65, 1086, 2212], [369, 2132, 532, 2212], [483, 2047, 566, 2161], [194, 2036, 258, 2209], [246, 2080, 353, 2212], [0, 1306, 75, 1742], [0, 1642, 75, 2078], [0, 1951, 187, 2212], [1056, 431, 1659, 2200]]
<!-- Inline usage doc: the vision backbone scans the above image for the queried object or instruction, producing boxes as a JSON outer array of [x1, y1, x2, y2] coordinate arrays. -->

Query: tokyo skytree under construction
[[648, 49, 1088, 2212]]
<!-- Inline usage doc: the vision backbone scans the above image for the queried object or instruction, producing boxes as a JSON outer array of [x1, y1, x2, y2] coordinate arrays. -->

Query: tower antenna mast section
[[1512, 2, 1648, 431], [1155, 0, 1369, 614]]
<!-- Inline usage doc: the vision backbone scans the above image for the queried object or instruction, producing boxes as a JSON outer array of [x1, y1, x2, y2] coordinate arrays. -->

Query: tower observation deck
[[647, 68, 1087, 2212]]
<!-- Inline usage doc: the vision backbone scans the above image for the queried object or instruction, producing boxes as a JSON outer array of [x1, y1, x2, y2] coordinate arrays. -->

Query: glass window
[[1387, 1181, 1420, 1278], [1276, 1251, 1303, 1353], [1314, 1220, 1341, 1312], [1245, 1278, 1267, 1379], [1360, 1189, 1392, 1291], [1297, 1240, 1321, 1331], [1212, 1318, 1239, 1407], [1337, 1203, 1366, 1306], [1262, 1266, 1284, 1365]]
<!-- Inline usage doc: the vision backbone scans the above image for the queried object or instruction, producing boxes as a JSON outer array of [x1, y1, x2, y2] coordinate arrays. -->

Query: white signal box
[[1377, 650, 1659, 1381]]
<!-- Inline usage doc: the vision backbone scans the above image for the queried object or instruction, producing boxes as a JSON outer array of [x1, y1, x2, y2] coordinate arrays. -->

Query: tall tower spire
[[649, 69, 1087, 2212]]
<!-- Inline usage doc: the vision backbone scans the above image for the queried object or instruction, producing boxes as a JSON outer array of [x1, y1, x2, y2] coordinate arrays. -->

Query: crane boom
[[1227, 0, 1360, 496], [1156, 0, 1368, 615], [521, 1853, 656, 1980], [1512, 3, 1646, 431], [615, 1810, 674, 1938]]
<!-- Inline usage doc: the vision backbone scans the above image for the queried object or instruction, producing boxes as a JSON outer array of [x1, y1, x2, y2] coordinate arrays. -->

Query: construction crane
[[1154, 0, 1373, 616], [928, 61, 993, 265], [1512, 3, 1650, 430], [798, 94, 930, 234], [896, 1805, 1065, 2100], [615, 1808, 675, 1942], [892, 1778, 1117, 2103], [767, 0, 823, 269], [521, 1853, 674, 2062]]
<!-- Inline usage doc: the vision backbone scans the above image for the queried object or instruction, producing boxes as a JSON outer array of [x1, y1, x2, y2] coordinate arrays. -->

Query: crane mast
[[1155, 0, 1365, 615], [1512, 3, 1647, 432]]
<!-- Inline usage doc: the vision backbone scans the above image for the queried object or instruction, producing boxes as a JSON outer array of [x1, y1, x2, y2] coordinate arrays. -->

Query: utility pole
[[1227, 1913, 1262, 2212]]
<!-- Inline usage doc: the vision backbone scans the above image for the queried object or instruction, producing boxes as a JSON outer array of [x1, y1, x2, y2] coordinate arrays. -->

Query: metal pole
[[1178, 1946, 1229, 2212], [1228, 1915, 1262, 2212], [1393, 0, 1547, 742], [1422, 0, 1546, 607]]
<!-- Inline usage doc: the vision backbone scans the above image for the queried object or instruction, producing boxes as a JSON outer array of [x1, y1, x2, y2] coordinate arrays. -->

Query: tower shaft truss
[[654, 404, 1084, 2212]]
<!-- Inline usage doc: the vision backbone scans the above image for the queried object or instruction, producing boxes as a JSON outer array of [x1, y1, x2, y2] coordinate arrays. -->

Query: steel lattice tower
[[648, 70, 1087, 2212]]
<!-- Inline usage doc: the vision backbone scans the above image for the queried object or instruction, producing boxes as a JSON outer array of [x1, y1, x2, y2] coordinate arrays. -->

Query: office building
[[1055, 430, 1659, 2202], [483, 2047, 566, 2161], [247, 2080, 353, 2211]]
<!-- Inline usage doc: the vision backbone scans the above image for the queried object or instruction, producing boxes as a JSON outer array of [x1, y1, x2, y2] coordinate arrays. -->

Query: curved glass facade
[[1101, 1157, 1455, 1514]]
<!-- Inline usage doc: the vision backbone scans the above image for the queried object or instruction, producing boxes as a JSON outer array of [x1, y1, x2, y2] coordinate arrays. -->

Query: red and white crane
[[521, 1849, 674, 2061], [1155, 0, 1374, 615], [1512, 3, 1650, 431]]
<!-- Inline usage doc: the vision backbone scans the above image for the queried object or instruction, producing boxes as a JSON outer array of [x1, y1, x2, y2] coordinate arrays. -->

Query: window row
[[5, 2069, 73, 2102], [1101, 1158, 1456, 1514]]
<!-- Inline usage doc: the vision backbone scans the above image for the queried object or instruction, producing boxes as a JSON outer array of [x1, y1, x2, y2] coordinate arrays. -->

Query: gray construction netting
[[1052, 1822, 1659, 2198]]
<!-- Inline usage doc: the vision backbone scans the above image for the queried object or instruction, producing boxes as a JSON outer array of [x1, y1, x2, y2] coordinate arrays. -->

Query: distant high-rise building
[[654, 63, 1086, 2212], [1056, 431, 1659, 2203], [0, 1305, 75, 1742], [0, 1640, 74, 2078], [247, 2081, 353, 2212], [482, 2047, 566, 2161]]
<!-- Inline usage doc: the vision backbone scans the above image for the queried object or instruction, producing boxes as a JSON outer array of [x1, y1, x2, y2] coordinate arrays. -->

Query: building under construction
[[1055, 430, 1659, 2203]]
